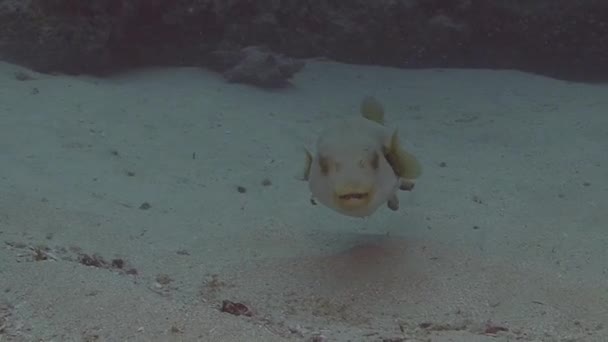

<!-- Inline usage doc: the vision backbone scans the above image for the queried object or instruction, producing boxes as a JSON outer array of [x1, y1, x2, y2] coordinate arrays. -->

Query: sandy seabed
[[0, 59, 606, 341]]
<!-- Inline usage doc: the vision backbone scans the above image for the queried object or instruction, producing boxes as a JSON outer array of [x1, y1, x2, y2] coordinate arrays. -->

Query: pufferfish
[[301, 96, 421, 217]]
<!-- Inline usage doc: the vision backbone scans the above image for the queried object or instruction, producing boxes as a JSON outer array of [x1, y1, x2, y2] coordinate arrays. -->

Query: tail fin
[[360, 96, 385, 125]]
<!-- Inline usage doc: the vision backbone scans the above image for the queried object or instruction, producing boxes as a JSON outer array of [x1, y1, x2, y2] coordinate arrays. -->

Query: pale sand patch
[[0, 60, 606, 341]]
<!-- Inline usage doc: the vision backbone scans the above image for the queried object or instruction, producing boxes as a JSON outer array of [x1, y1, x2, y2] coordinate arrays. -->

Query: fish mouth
[[338, 192, 370, 200], [333, 185, 374, 209]]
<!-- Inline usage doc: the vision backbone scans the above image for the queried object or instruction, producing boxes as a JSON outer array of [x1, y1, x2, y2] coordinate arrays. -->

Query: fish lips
[[332, 184, 375, 210]]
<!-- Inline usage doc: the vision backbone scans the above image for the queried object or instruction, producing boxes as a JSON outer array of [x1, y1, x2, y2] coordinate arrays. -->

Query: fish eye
[[358, 152, 379, 169], [318, 156, 330, 174], [370, 152, 379, 169]]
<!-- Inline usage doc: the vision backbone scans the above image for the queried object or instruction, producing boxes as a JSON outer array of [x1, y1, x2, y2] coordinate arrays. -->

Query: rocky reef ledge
[[1, 0, 607, 83]]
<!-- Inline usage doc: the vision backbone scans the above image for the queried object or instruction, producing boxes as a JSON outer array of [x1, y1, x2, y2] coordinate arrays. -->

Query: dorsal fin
[[360, 96, 385, 125]]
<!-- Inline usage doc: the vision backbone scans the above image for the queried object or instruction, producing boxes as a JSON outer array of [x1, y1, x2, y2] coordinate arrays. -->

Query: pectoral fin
[[384, 130, 422, 179], [300, 148, 313, 181]]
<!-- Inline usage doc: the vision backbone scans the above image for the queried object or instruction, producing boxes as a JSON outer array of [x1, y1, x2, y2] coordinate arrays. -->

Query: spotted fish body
[[302, 97, 421, 217]]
